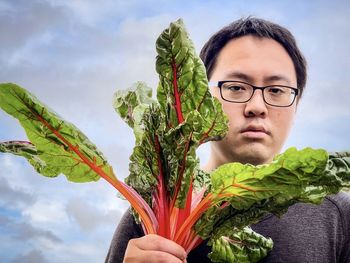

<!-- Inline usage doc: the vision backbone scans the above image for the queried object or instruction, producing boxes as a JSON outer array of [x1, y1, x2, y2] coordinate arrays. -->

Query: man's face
[[209, 35, 298, 166]]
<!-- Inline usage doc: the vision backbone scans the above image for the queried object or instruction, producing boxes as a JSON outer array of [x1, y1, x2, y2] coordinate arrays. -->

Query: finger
[[123, 248, 184, 263], [134, 234, 187, 260], [143, 250, 184, 263]]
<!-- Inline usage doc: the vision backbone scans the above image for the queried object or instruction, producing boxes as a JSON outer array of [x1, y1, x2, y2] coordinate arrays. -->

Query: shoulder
[[325, 191, 350, 262], [288, 191, 350, 228], [105, 209, 144, 263], [118, 209, 144, 235], [325, 191, 350, 234], [325, 191, 350, 210], [288, 191, 350, 220], [324, 191, 350, 229], [252, 192, 350, 262]]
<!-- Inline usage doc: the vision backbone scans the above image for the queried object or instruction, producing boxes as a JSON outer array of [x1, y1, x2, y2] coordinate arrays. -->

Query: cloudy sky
[[0, 0, 349, 262]]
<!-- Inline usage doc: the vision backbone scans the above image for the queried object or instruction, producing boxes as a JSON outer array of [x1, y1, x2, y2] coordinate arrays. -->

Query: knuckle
[[123, 255, 140, 263], [153, 252, 170, 263], [123, 256, 132, 263], [152, 239, 164, 251], [123, 252, 135, 263], [123, 249, 145, 263], [128, 238, 137, 246]]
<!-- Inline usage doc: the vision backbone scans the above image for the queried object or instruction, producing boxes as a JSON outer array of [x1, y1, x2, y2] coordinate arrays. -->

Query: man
[[106, 18, 350, 263]]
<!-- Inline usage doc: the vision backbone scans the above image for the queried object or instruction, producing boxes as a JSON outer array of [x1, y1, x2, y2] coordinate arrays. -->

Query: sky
[[0, 0, 349, 262]]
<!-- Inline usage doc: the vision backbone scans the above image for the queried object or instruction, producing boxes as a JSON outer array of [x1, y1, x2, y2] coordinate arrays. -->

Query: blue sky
[[1, 0, 349, 262]]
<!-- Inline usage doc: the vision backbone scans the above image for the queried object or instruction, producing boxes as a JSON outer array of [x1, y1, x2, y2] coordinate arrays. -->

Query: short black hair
[[200, 17, 307, 98]]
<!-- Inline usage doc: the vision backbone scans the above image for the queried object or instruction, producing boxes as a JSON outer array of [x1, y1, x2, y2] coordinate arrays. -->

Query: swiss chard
[[1, 19, 349, 262]]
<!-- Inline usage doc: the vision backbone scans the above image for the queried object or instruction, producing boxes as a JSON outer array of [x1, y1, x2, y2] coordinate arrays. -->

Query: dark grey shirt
[[105, 192, 350, 263]]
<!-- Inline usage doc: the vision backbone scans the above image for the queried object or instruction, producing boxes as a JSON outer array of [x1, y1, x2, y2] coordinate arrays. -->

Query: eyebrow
[[264, 75, 292, 85], [225, 71, 292, 85]]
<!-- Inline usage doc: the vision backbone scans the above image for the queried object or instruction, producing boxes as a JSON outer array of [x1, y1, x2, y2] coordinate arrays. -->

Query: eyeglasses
[[210, 80, 299, 107]]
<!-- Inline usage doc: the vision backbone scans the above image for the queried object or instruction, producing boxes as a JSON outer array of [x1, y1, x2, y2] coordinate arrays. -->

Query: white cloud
[[66, 197, 123, 232], [47, 240, 106, 263], [0, 176, 35, 209], [23, 199, 69, 226], [12, 249, 47, 263], [0, 155, 39, 189], [0, 1, 67, 54], [0, 213, 62, 263], [46, 0, 146, 26], [6, 218, 61, 244]]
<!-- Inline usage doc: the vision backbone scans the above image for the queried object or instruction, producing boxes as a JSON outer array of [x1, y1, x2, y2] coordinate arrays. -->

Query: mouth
[[240, 126, 270, 139]]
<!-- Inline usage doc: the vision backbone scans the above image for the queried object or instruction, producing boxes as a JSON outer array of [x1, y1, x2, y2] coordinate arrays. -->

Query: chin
[[239, 155, 268, 166], [234, 146, 272, 165]]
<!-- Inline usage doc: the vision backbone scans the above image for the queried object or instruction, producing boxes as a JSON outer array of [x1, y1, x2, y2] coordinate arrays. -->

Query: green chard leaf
[[113, 81, 155, 143], [155, 19, 228, 207], [126, 104, 165, 206], [208, 227, 273, 263], [0, 140, 47, 173], [155, 19, 228, 142], [195, 147, 350, 248], [210, 147, 329, 209], [325, 151, 350, 187], [114, 19, 228, 210], [113, 82, 160, 205], [195, 148, 326, 239], [0, 83, 115, 183]]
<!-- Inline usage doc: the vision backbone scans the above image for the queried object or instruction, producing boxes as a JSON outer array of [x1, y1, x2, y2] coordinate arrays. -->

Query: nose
[[244, 90, 268, 117]]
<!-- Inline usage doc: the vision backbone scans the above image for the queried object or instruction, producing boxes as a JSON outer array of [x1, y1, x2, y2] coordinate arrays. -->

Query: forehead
[[211, 35, 297, 85]]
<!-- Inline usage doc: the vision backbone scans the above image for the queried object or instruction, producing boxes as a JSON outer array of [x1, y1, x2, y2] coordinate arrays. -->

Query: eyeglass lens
[[220, 82, 296, 107]]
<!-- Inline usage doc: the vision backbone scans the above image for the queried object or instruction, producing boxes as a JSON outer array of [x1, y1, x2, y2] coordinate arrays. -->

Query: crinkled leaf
[[155, 19, 227, 142], [161, 114, 200, 206], [0, 140, 47, 173], [114, 19, 228, 209], [193, 166, 211, 193], [208, 227, 273, 263], [126, 104, 164, 205], [210, 147, 329, 208], [113, 81, 155, 143], [154, 19, 228, 207], [0, 83, 115, 183], [195, 148, 350, 241], [325, 151, 350, 187]]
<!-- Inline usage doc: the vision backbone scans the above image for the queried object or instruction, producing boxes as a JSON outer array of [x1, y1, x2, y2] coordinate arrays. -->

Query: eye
[[267, 87, 285, 94], [226, 84, 246, 92]]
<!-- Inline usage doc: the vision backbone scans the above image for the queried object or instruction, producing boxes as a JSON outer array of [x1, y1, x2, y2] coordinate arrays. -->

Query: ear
[[294, 97, 301, 113]]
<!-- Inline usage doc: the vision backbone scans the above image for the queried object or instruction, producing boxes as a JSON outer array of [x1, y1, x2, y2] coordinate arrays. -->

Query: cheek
[[222, 103, 242, 123], [222, 105, 246, 138], [273, 110, 295, 139], [210, 87, 220, 98], [210, 89, 240, 123]]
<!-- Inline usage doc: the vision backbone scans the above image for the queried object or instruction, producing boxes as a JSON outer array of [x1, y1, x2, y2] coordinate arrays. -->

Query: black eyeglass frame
[[213, 80, 299, 107]]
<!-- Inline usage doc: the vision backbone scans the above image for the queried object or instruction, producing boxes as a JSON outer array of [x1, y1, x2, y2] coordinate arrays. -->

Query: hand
[[123, 234, 187, 263]]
